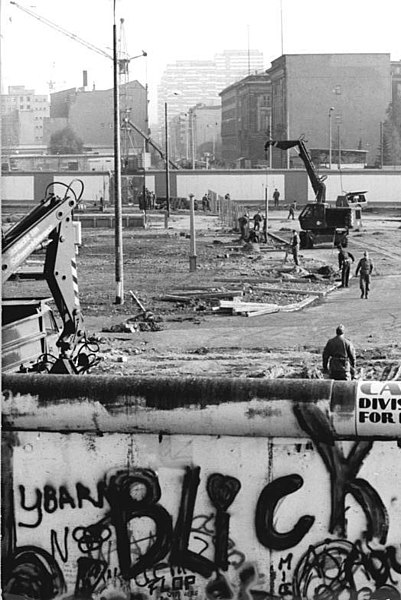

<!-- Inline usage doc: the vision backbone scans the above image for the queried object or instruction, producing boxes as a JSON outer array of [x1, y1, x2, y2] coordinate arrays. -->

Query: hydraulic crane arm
[[2, 180, 86, 360], [124, 119, 180, 169], [265, 138, 326, 203]]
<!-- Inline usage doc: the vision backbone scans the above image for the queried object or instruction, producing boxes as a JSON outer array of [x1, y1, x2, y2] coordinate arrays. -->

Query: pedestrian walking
[[287, 201, 296, 220], [322, 324, 356, 380], [253, 210, 262, 231], [202, 193, 208, 212], [273, 188, 280, 208], [290, 229, 300, 266], [338, 246, 355, 288], [355, 251, 374, 299]]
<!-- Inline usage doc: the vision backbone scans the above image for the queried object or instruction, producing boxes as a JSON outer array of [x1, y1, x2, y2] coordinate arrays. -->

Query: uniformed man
[[338, 246, 355, 288], [291, 229, 300, 266], [322, 324, 356, 380], [355, 251, 374, 299]]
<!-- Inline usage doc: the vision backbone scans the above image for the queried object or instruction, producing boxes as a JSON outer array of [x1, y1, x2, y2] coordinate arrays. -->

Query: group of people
[[238, 211, 267, 243], [338, 246, 374, 299]]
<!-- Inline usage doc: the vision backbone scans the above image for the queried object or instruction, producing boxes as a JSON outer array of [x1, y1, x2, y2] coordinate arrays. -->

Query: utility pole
[[164, 102, 170, 219], [328, 107, 334, 169], [113, 2, 123, 304]]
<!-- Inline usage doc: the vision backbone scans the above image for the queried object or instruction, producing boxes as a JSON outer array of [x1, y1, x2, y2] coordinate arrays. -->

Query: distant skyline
[[2, 0, 401, 123]]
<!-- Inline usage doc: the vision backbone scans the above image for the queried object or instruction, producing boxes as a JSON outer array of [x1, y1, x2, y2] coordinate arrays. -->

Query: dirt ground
[[5, 208, 401, 379]]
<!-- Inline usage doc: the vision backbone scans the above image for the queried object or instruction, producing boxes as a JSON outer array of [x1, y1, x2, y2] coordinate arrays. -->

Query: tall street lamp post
[[113, 0, 123, 304], [328, 107, 334, 170], [164, 102, 170, 219]]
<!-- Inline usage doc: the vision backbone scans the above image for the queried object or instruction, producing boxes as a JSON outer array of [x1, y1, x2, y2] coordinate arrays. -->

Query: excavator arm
[[2, 180, 97, 373], [265, 138, 326, 203]]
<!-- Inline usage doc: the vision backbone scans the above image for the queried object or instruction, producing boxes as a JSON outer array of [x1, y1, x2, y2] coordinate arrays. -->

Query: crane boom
[[265, 138, 326, 203], [10, 1, 113, 60], [125, 119, 180, 170]]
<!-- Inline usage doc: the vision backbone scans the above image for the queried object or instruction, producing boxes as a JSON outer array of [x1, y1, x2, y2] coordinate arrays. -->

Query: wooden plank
[[254, 284, 325, 297], [246, 306, 280, 317], [280, 296, 317, 312]]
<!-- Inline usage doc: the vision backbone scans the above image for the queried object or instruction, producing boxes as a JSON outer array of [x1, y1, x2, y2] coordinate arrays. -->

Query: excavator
[[2, 179, 99, 374], [265, 138, 367, 249]]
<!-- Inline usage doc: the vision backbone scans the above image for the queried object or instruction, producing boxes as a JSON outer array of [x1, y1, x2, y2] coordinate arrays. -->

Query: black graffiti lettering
[[44, 485, 58, 514], [74, 556, 107, 597], [50, 527, 69, 563], [387, 546, 401, 574], [59, 486, 76, 510], [106, 468, 173, 580], [3, 546, 66, 598], [76, 481, 106, 509], [255, 474, 315, 550], [278, 582, 292, 596], [170, 467, 215, 578], [278, 553, 293, 571], [294, 403, 389, 542], [206, 473, 241, 571], [18, 485, 43, 528]]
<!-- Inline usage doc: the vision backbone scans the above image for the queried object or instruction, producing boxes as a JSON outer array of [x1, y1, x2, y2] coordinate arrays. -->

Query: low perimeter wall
[[2, 375, 401, 599]]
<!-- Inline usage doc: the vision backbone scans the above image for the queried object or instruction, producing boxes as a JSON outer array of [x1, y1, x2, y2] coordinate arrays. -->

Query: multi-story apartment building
[[157, 49, 264, 129], [1, 85, 49, 149], [266, 53, 392, 168], [220, 73, 272, 167], [48, 81, 148, 154]]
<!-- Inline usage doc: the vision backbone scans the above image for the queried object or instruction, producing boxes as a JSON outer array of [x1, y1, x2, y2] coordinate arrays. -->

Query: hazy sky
[[2, 0, 401, 123]]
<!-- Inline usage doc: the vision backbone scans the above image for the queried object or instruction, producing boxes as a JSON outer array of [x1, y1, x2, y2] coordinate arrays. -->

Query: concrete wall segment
[[2, 374, 401, 598]]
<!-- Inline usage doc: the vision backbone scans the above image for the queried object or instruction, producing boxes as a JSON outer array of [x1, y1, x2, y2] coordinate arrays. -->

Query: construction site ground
[[5, 208, 401, 380]]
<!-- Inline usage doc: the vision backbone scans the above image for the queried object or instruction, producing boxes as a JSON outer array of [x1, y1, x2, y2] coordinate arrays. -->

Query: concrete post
[[189, 193, 197, 272]]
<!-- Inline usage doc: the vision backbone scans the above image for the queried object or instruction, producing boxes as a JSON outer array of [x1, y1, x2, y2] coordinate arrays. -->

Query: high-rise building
[[1, 86, 49, 149], [157, 49, 264, 128]]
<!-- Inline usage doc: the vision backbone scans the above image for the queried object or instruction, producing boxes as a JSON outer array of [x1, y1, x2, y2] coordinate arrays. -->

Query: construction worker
[[290, 229, 300, 266], [338, 246, 355, 288], [253, 210, 262, 231], [287, 201, 297, 220], [355, 251, 374, 299], [322, 324, 356, 380], [238, 213, 249, 240]]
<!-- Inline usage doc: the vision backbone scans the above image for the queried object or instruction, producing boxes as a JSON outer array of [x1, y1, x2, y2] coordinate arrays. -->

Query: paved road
[[135, 273, 401, 353]]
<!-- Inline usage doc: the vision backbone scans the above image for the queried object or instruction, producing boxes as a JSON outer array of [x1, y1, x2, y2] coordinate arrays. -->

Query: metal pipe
[[3, 374, 394, 440]]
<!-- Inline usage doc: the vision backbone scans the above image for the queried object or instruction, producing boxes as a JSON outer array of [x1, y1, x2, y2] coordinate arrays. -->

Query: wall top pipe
[[2, 375, 400, 440]]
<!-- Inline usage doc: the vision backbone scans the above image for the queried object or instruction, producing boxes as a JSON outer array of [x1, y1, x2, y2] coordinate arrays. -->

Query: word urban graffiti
[[18, 481, 106, 528]]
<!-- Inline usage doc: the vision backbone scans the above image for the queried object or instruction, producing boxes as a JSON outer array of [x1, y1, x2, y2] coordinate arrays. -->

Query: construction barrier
[[2, 374, 401, 599]]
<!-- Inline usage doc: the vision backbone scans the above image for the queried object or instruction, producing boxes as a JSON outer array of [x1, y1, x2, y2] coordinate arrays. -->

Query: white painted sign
[[356, 381, 401, 435]]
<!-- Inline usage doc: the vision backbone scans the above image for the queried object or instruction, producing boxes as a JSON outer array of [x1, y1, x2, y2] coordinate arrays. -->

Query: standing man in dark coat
[[322, 324, 356, 380], [253, 210, 262, 231], [338, 246, 355, 288], [355, 251, 374, 299], [273, 188, 280, 208], [290, 229, 300, 266]]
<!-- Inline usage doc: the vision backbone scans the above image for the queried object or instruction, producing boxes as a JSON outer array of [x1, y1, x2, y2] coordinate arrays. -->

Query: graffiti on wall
[[2, 403, 401, 600]]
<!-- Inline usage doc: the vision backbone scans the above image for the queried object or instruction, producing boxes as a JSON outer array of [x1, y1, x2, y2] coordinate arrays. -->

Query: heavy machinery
[[265, 138, 367, 249], [2, 180, 99, 374]]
